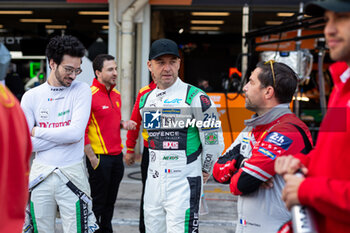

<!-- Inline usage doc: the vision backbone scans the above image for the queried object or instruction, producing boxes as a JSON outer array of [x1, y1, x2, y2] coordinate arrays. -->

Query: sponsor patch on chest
[[39, 108, 49, 120], [143, 110, 161, 129]]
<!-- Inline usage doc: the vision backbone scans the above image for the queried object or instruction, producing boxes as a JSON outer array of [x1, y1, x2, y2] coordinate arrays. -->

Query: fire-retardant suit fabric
[[213, 105, 312, 233], [139, 78, 224, 233]]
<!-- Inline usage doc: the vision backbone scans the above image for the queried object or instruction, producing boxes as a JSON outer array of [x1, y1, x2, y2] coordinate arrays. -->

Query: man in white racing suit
[[21, 35, 98, 233], [140, 38, 224, 233]]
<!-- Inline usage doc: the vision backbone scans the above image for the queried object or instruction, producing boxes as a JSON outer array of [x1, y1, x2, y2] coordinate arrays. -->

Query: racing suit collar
[[244, 103, 291, 127], [45, 81, 68, 91], [92, 78, 116, 94], [340, 68, 350, 83], [155, 77, 181, 93]]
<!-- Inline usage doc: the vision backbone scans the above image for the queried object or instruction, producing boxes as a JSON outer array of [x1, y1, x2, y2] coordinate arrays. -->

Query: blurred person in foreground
[[213, 61, 313, 233], [125, 77, 156, 233], [84, 54, 136, 233], [140, 38, 224, 232], [275, 1, 350, 232], [0, 84, 32, 233], [21, 35, 98, 232]]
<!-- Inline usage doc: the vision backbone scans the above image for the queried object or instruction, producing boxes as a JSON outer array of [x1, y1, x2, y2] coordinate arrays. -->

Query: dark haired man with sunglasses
[[213, 61, 313, 233], [21, 35, 98, 232], [275, 1, 350, 232]]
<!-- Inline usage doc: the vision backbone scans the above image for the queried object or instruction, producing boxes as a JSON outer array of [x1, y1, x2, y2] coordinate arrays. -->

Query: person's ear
[[49, 59, 56, 70], [265, 86, 275, 99], [95, 70, 100, 78], [147, 60, 152, 72]]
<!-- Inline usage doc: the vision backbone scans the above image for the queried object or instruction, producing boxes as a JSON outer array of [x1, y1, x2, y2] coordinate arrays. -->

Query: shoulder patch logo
[[200, 95, 211, 112], [204, 132, 218, 145], [264, 132, 293, 150], [0, 85, 15, 108]]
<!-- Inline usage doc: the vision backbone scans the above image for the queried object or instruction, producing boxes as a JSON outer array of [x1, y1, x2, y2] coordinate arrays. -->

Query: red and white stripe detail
[[242, 162, 272, 181]]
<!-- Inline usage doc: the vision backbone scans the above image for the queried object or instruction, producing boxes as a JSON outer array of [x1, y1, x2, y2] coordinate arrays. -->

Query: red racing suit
[[213, 105, 312, 233], [85, 78, 123, 155], [0, 84, 32, 233], [126, 81, 156, 153], [294, 62, 350, 233]]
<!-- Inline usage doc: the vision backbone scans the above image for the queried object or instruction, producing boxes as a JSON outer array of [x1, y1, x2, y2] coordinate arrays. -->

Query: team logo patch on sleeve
[[264, 132, 293, 150], [258, 147, 277, 160], [200, 95, 211, 112], [205, 132, 218, 144]]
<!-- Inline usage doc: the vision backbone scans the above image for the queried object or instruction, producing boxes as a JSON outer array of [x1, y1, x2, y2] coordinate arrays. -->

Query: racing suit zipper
[[108, 92, 115, 109]]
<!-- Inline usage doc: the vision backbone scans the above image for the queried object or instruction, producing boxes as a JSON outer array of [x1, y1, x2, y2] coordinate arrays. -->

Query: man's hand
[[122, 120, 137, 130], [89, 156, 100, 170], [84, 144, 99, 170], [275, 155, 307, 176], [124, 152, 135, 166], [212, 143, 243, 183], [261, 178, 274, 189], [282, 174, 304, 210], [202, 172, 210, 183], [31, 127, 36, 137]]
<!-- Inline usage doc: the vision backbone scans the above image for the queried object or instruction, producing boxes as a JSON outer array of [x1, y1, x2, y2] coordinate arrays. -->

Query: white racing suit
[[23, 160, 98, 233], [139, 78, 224, 233], [20, 81, 97, 233]]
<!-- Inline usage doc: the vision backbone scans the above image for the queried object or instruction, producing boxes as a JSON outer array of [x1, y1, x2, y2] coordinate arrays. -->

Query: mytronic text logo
[[38, 120, 71, 128]]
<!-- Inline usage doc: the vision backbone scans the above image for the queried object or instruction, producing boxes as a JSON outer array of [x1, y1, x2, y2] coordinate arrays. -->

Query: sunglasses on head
[[264, 60, 276, 87]]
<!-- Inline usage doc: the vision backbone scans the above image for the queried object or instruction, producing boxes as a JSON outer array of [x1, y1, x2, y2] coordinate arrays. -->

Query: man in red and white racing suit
[[213, 61, 313, 233]]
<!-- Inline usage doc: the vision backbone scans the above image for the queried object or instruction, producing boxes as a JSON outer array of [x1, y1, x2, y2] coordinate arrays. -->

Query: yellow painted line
[[204, 188, 231, 194]]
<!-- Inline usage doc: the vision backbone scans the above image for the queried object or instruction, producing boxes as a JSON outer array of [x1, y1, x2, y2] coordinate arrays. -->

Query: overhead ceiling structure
[[0, 0, 314, 50], [0, 2, 108, 53]]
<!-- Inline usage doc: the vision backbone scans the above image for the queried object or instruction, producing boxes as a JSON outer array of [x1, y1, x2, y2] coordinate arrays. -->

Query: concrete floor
[[55, 162, 238, 233]]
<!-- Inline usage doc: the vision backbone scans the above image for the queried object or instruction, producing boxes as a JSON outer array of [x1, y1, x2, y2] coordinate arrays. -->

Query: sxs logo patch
[[143, 110, 161, 129], [163, 141, 179, 149]]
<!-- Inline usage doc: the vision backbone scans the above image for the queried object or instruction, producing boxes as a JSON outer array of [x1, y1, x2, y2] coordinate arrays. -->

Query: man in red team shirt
[[275, 0, 350, 232], [85, 54, 136, 233], [125, 79, 156, 233], [0, 84, 32, 233]]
